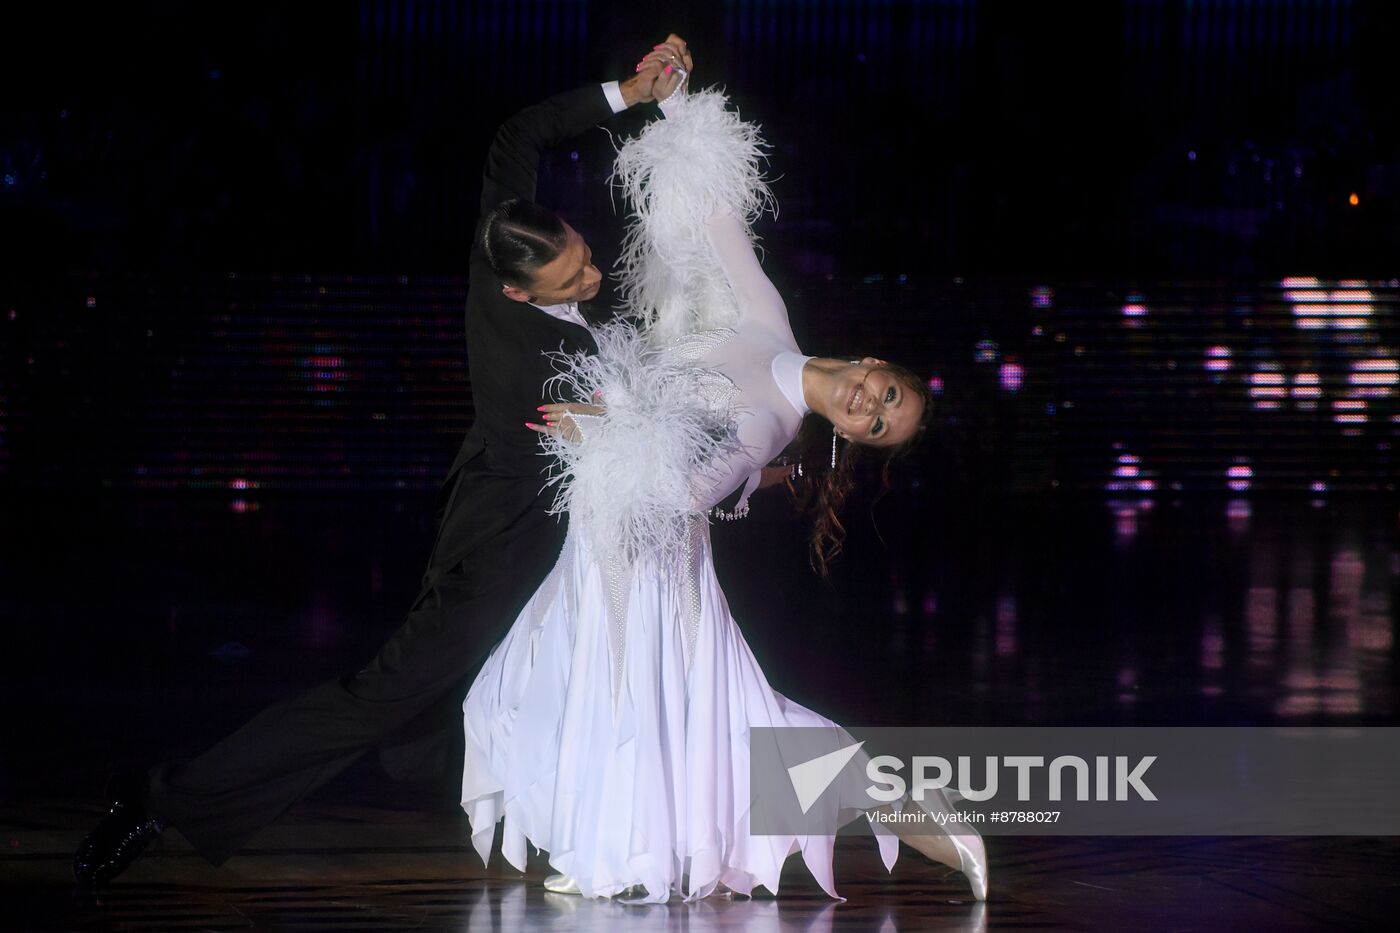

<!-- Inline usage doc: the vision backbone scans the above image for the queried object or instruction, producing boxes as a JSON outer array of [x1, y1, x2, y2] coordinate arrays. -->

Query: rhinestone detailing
[[669, 328, 740, 418], [680, 515, 703, 672], [708, 502, 750, 521], [667, 327, 736, 363], [604, 555, 632, 712]]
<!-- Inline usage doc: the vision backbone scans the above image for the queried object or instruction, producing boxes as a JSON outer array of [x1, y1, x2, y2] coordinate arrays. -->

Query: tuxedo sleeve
[[478, 84, 617, 217]]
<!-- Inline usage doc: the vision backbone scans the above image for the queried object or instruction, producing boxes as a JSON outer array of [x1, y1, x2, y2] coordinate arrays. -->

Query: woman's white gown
[[460, 99, 921, 902]]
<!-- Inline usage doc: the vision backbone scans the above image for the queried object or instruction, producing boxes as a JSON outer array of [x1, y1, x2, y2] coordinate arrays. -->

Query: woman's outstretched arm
[[704, 211, 796, 340]]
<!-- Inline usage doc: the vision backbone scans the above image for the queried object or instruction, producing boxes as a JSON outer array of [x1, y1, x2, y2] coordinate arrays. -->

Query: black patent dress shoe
[[73, 773, 164, 886]]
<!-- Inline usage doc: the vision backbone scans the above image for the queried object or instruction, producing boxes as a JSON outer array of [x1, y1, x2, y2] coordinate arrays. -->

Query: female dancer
[[459, 55, 987, 904]]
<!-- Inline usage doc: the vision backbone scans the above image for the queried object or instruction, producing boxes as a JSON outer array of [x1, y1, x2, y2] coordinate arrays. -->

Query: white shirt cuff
[[601, 80, 628, 114]]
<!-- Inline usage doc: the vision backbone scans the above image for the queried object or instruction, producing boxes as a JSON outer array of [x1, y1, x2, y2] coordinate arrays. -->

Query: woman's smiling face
[[827, 358, 925, 447]]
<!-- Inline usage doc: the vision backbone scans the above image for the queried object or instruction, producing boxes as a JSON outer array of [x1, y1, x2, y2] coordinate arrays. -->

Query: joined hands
[[620, 33, 693, 106]]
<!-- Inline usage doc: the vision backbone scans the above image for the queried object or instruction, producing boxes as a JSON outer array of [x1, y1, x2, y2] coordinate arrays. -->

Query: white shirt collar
[[527, 299, 589, 331]]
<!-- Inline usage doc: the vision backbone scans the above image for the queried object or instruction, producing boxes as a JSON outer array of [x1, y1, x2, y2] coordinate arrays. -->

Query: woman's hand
[[635, 33, 693, 103], [527, 402, 606, 443]]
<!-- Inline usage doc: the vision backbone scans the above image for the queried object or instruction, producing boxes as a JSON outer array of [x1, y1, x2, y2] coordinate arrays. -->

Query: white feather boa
[[613, 88, 774, 344], [539, 88, 772, 566], [540, 323, 742, 566]]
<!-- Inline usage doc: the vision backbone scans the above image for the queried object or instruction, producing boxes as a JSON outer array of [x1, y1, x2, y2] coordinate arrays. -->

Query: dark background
[[0, 18, 1395, 930], [0, 0, 1395, 832], [3, 1, 1397, 277], [1, 0, 1396, 496]]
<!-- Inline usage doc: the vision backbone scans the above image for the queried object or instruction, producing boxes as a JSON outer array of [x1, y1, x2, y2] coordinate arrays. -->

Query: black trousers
[[144, 475, 566, 866]]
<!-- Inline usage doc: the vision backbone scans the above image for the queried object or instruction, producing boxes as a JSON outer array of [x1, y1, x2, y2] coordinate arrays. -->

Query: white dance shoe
[[542, 873, 581, 895], [907, 794, 990, 901], [947, 829, 989, 902], [543, 874, 654, 902]]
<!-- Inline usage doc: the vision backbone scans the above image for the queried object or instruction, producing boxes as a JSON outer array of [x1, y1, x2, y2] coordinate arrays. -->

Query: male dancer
[[74, 35, 694, 885]]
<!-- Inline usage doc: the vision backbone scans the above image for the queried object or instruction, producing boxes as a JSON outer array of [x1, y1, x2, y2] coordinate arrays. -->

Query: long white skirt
[[460, 523, 900, 902]]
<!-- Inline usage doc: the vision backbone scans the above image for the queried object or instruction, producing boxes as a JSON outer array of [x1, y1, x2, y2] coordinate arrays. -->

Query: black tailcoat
[[143, 85, 623, 865]]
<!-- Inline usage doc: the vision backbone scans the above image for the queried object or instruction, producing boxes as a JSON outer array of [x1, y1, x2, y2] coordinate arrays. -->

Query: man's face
[[503, 220, 603, 305]]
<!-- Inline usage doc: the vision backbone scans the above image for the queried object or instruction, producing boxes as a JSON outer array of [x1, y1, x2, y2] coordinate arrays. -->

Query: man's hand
[[758, 464, 794, 491], [641, 34, 692, 103], [620, 33, 693, 106]]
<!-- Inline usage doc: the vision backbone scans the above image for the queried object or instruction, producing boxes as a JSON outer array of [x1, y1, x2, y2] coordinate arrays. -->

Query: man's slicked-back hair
[[481, 198, 568, 289]]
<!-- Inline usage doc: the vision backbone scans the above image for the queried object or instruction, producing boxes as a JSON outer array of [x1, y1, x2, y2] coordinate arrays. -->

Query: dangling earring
[[831, 431, 839, 469]]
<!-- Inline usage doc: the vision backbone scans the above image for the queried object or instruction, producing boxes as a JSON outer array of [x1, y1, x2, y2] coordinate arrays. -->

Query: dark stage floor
[[2, 490, 1397, 929], [6, 810, 1399, 931]]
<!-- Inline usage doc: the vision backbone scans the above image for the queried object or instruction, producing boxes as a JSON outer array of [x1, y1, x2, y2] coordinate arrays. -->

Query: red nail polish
[[664, 65, 673, 75]]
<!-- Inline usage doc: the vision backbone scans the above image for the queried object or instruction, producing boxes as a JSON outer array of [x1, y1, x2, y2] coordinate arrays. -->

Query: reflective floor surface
[[1, 490, 1397, 930], [4, 803, 1398, 931]]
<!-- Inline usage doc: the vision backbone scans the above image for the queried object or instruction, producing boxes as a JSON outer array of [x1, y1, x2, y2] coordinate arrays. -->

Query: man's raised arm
[[477, 50, 680, 217]]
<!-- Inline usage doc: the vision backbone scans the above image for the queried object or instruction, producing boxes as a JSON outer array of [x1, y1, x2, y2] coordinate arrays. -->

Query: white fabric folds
[[461, 527, 902, 902]]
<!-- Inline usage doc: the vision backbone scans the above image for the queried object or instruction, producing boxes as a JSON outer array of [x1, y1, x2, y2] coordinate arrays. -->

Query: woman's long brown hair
[[783, 362, 936, 576]]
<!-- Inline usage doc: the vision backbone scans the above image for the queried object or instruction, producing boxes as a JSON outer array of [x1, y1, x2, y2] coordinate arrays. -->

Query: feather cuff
[[612, 88, 774, 343]]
